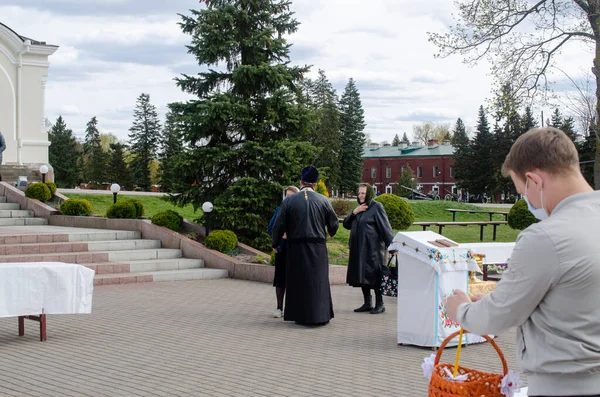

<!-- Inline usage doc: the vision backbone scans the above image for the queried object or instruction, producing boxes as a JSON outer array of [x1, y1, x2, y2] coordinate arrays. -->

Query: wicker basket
[[428, 330, 508, 397]]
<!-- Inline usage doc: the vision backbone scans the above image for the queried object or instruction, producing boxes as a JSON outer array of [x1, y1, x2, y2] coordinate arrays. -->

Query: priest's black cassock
[[272, 182, 339, 325]]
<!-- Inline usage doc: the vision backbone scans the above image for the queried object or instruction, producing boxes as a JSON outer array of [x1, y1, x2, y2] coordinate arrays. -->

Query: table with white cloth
[[0, 262, 95, 341], [389, 231, 491, 348]]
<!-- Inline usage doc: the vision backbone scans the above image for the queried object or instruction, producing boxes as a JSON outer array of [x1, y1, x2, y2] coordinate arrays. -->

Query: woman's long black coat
[[343, 200, 394, 287]]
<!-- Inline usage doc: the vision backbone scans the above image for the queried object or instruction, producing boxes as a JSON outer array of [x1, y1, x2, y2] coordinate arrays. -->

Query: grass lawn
[[62, 193, 519, 266], [62, 194, 202, 221]]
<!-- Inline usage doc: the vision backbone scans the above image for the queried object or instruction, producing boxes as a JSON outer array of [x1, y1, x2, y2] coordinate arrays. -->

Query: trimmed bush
[[331, 199, 356, 217], [374, 193, 415, 230], [123, 199, 144, 218], [60, 198, 93, 216], [508, 199, 539, 230], [204, 230, 238, 253], [315, 180, 329, 197], [106, 200, 137, 219], [45, 182, 57, 197], [25, 182, 51, 202], [269, 253, 276, 266], [151, 210, 183, 231], [251, 232, 272, 253]]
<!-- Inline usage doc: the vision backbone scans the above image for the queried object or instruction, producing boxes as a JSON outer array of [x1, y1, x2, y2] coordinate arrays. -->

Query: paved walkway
[[0, 279, 523, 397]]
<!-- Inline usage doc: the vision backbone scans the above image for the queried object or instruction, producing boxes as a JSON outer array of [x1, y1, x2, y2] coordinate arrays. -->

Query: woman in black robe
[[343, 184, 394, 314]]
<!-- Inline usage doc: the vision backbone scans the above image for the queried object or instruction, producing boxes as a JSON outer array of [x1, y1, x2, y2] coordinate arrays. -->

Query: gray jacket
[[457, 190, 600, 396], [0, 131, 5, 165]]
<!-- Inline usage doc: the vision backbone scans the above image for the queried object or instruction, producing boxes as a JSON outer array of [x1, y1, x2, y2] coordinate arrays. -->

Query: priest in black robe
[[271, 166, 339, 326]]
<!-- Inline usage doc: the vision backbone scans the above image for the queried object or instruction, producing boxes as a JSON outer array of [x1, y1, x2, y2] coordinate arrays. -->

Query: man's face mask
[[524, 178, 549, 220]]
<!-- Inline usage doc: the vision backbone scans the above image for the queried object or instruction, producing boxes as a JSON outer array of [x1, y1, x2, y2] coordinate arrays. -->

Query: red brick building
[[362, 140, 456, 196]]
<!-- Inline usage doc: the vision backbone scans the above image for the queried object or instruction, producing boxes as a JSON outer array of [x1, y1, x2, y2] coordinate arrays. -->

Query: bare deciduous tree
[[428, 0, 600, 188]]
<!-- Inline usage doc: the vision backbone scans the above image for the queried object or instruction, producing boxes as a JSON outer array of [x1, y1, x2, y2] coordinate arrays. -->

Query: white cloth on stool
[[0, 262, 94, 317]]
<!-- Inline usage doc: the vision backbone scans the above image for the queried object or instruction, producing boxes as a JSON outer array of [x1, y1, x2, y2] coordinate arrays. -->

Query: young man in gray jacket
[[447, 127, 600, 397]]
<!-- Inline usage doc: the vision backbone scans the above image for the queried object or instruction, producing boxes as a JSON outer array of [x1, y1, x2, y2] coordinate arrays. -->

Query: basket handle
[[434, 329, 508, 376]]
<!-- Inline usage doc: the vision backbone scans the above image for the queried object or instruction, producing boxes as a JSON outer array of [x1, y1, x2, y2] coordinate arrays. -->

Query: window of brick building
[[433, 166, 439, 177], [386, 167, 392, 178], [371, 168, 376, 179], [417, 167, 422, 178], [450, 166, 455, 178]]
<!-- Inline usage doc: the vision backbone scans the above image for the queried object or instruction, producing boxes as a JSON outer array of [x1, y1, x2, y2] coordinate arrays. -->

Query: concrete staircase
[[0, 196, 229, 286]]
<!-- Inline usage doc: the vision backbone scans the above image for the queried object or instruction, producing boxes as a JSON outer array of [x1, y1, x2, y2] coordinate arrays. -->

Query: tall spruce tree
[[168, 0, 316, 243], [468, 106, 496, 196], [339, 78, 366, 196], [402, 132, 410, 143], [48, 116, 81, 188], [107, 143, 134, 190], [521, 106, 538, 133], [128, 93, 161, 191], [158, 111, 184, 193], [451, 117, 473, 192], [83, 117, 106, 187], [307, 70, 341, 190], [391, 134, 401, 146]]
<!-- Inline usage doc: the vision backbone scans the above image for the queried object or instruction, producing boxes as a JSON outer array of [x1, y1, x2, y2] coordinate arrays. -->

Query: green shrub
[[251, 232, 272, 253], [25, 182, 51, 202], [151, 210, 183, 231], [269, 253, 276, 266], [331, 199, 356, 217], [204, 230, 238, 253], [508, 199, 539, 230], [106, 200, 137, 219], [374, 193, 415, 230], [251, 254, 270, 264], [123, 199, 144, 218], [44, 182, 57, 197], [60, 198, 93, 216]]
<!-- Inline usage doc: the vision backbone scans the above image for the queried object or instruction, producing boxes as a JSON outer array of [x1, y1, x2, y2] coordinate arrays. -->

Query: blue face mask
[[524, 179, 549, 220]]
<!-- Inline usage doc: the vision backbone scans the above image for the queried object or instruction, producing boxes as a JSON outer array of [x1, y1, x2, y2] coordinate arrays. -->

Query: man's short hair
[[502, 127, 580, 181], [284, 186, 299, 194]]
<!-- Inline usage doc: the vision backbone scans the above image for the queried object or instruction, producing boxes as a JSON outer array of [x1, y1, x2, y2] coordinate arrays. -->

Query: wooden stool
[[18, 314, 47, 341]]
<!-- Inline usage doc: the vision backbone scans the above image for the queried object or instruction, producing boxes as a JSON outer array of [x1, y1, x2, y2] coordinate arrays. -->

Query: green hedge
[[60, 198, 93, 216], [508, 199, 539, 230], [123, 199, 144, 218], [204, 230, 238, 253], [151, 210, 183, 231], [374, 193, 415, 230], [106, 200, 137, 219], [24, 182, 51, 202], [45, 182, 57, 197]]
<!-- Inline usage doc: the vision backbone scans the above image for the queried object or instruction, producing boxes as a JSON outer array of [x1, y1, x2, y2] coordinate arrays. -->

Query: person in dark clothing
[[267, 185, 299, 318], [271, 166, 339, 326], [343, 183, 394, 314]]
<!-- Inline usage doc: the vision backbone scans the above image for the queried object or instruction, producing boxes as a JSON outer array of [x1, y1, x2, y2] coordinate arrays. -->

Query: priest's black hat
[[300, 166, 319, 183]]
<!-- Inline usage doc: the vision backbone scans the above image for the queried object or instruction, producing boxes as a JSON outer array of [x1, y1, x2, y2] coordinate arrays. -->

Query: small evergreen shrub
[[251, 254, 270, 264], [123, 199, 144, 218], [316, 180, 329, 197], [151, 210, 183, 231], [508, 199, 539, 230], [331, 199, 356, 217], [25, 182, 51, 202], [204, 230, 238, 253], [374, 193, 415, 230], [251, 232, 272, 253], [269, 253, 276, 266], [60, 198, 93, 216], [106, 200, 137, 219], [44, 182, 57, 197]]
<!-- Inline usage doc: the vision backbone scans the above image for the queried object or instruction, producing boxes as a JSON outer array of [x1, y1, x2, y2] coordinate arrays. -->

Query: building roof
[[0, 22, 58, 48], [362, 144, 455, 158]]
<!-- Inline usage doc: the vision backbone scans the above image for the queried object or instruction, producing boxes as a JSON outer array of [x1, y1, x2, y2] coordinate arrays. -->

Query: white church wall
[[0, 49, 17, 163]]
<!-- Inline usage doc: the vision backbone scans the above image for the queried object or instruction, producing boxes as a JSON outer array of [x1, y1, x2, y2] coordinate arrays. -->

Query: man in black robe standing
[[272, 166, 339, 326]]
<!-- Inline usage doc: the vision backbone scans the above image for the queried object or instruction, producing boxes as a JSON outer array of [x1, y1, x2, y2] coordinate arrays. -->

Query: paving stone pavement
[[0, 279, 525, 397]]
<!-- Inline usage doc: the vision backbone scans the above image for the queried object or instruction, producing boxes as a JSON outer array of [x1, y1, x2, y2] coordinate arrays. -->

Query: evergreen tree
[[158, 111, 184, 193], [83, 117, 106, 187], [107, 143, 134, 190], [451, 118, 469, 146], [579, 122, 597, 184], [391, 134, 401, 146], [397, 166, 417, 198], [402, 132, 410, 143], [452, 118, 474, 192], [549, 108, 563, 129], [128, 93, 161, 191], [339, 78, 366, 196], [466, 106, 496, 196], [168, 0, 316, 243], [560, 116, 578, 142], [308, 70, 342, 191], [48, 116, 81, 188], [521, 106, 538, 134]]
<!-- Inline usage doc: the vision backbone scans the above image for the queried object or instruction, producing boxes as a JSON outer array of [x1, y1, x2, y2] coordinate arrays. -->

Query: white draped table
[[0, 262, 95, 341]]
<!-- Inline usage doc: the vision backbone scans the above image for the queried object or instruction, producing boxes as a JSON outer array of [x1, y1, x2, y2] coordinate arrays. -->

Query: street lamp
[[110, 183, 121, 204], [39, 165, 49, 183], [202, 201, 214, 236]]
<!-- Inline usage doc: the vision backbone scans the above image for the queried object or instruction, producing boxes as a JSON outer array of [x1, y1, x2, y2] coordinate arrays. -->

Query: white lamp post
[[202, 201, 214, 236], [110, 183, 121, 204], [39, 165, 49, 184]]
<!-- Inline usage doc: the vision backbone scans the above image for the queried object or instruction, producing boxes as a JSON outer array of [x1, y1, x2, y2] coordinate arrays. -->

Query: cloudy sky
[[1, 0, 593, 143]]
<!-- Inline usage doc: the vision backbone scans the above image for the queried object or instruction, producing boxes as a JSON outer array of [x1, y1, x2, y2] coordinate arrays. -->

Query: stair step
[[0, 218, 48, 226], [0, 203, 20, 210], [0, 196, 6, 203], [125, 258, 204, 272], [0, 240, 162, 255], [93, 268, 228, 286], [68, 230, 142, 242], [0, 248, 182, 264], [86, 239, 161, 251], [0, 209, 34, 218]]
